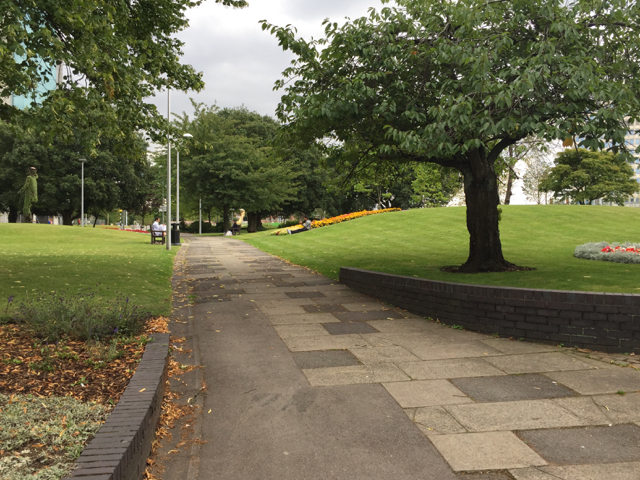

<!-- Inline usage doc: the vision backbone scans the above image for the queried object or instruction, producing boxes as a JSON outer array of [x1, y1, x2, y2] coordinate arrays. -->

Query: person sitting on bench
[[288, 216, 312, 234], [151, 217, 166, 244]]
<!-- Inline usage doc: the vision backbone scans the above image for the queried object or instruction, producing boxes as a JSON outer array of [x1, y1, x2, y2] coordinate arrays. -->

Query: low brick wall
[[63, 333, 170, 480], [340, 268, 640, 354]]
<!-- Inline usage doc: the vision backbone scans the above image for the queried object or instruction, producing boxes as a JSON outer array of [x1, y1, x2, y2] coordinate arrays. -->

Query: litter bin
[[171, 222, 181, 246]]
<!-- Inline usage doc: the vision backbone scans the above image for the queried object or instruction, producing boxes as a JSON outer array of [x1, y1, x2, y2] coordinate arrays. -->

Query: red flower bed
[[601, 245, 640, 254]]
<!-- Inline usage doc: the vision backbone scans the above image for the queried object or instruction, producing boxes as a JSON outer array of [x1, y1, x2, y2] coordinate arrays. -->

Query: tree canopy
[[176, 104, 299, 231], [263, 0, 640, 272], [541, 148, 638, 205], [1, 0, 247, 144]]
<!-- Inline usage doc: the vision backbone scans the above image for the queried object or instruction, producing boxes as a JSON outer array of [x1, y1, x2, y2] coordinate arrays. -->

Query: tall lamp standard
[[166, 89, 172, 251], [176, 133, 192, 240], [80, 159, 86, 227]]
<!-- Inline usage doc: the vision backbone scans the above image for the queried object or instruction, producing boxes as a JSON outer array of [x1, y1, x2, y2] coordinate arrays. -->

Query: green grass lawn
[[0, 224, 177, 317], [242, 205, 640, 294]]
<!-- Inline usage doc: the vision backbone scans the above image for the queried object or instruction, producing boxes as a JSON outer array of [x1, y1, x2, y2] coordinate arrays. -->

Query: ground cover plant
[[243, 205, 640, 294], [0, 394, 109, 480], [270, 208, 401, 235], [575, 242, 640, 265], [0, 224, 177, 320]]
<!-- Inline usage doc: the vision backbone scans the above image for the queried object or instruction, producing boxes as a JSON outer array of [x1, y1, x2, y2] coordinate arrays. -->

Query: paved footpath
[[165, 236, 640, 480]]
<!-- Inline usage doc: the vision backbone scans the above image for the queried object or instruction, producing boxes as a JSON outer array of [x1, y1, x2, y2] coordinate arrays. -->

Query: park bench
[[231, 222, 241, 235], [150, 226, 165, 245]]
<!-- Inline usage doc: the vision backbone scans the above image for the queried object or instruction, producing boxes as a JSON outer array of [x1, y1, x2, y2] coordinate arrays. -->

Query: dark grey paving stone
[[254, 268, 285, 272], [333, 311, 405, 322], [451, 374, 577, 403], [304, 279, 335, 286], [323, 322, 379, 335], [274, 281, 310, 287], [456, 472, 514, 479], [265, 274, 294, 279], [285, 292, 327, 299], [517, 424, 640, 465], [303, 304, 348, 313], [291, 350, 360, 369], [196, 296, 232, 303]]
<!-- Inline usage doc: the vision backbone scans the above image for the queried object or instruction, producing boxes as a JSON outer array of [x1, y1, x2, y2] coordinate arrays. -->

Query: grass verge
[[242, 205, 640, 294], [0, 224, 177, 319]]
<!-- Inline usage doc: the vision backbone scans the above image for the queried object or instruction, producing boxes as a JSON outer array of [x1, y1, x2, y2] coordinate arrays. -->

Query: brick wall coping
[[63, 333, 170, 480], [340, 268, 640, 354]]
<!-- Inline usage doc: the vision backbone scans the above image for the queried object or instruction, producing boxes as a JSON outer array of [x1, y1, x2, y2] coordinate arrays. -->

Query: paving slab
[[429, 431, 547, 471], [456, 472, 516, 480], [366, 318, 439, 334], [360, 332, 452, 348], [332, 311, 405, 321], [323, 322, 379, 335], [266, 313, 341, 325], [510, 463, 640, 480], [291, 350, 360, 369], [484, 352, 596, 374], [340, 302, 388, 311], [479, 339, 558, 355], [592, 392, 640, 423], [302, 303, 348, 313], [285, 292, 326, 299], [407, 342, 503, 361], [349, 346, 422, 364], [550, 396, 611, 425], [451, 374, 576, 402], [446, 399, 593, 432], [516, 424, 640, 465], [281, 334, 371, 352], [302, 364, 410, 386], [413, 406, 467, 436], [259, 304, 309, 316], [546, 368, 640, 395], [272, 324, 331, 339], [382, 380, 473, 408], [399, 358, 506, 381]]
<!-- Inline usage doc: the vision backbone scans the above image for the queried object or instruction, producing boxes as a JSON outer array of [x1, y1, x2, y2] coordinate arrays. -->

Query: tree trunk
[[223, 204, 230, 233], [247, 212, 259, 233], [8, 206, 18, 223], [459, 150, 514, 273], [93, 216, 98, 228], [504, 169, 514, 205], [62, 211, 73, 226]]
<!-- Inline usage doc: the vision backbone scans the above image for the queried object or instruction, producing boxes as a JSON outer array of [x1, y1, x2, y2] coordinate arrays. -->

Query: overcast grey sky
[[151, 0, 383, 120], [152, 0, 533, 204]]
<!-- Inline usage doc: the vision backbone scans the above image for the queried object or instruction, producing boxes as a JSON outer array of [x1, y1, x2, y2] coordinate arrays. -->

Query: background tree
[[1, 0, 247, 145], [540, 148, 638, 205], [178, 104, 299, 232], [0, 121, 151, 224], [263, 0, 640, 272]]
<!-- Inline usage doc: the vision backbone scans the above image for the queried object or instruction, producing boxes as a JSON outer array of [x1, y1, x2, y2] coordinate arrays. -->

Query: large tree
[[541, 148, 638, 205], [177, 104, 299, 232], [263, 0, 640, 272], [1, 0, 247, 144]]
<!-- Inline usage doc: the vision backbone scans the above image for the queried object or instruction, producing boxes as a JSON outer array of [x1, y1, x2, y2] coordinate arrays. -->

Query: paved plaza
[[165, 236, 640, 479]]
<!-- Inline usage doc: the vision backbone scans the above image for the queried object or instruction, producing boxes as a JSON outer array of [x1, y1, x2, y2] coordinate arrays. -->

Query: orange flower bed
[[312, 208, 401, 228]]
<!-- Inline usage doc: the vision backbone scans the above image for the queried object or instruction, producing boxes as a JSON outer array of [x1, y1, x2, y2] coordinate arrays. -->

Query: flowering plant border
[[271, 208, 401, 235], [574, 241, 640, 264]]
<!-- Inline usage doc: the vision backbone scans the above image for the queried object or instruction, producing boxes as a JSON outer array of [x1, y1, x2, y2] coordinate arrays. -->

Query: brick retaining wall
[[340, 268, 640, 354], [63, 333, 170, 480]]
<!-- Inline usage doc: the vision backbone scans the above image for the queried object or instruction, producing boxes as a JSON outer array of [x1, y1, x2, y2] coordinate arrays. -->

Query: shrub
[[15, 287, 150, 342], [574, 242, 640, 264]]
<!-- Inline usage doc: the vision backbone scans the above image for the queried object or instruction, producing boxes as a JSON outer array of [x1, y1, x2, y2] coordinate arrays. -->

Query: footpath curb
[[63, 332, 171, 480]]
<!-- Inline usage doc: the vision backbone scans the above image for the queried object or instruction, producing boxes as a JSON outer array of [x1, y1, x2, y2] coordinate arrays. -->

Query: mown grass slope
[[243, 205, 640, 294]]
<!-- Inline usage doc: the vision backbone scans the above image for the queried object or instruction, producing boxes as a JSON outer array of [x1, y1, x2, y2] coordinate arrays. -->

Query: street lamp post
[[166, 89, 172, 251], [176, 133, 192, 242], [80, 159, 86, 227], [199, 198, 202, 234]]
